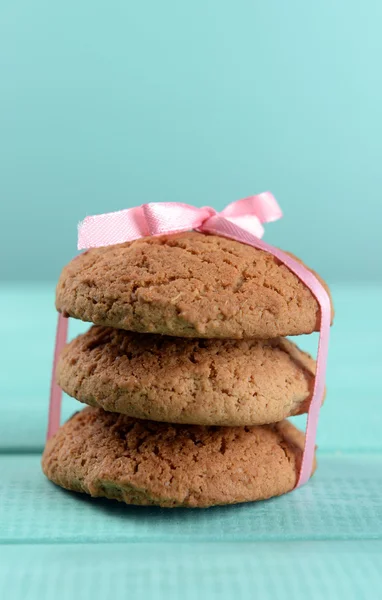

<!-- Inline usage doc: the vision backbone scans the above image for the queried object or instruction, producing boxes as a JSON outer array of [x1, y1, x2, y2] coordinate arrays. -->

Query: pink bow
[[78, 192, 282, 249], [49, 192, 331, 491]]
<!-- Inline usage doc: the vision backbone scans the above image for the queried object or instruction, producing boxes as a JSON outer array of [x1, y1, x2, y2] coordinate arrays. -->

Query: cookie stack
[[42, 232, 333, 507]]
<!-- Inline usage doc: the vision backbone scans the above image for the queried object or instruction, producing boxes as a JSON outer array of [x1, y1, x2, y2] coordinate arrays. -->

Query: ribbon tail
[[47, 313, 69, 440], [78, 206, 150, 249], [297, 307, 330, 486]]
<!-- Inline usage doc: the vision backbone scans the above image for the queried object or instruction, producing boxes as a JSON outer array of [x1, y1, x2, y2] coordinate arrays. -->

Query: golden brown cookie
[[56, 232, 333, 339], [42, 407, 315, 508], [57, 326, 317, 426]]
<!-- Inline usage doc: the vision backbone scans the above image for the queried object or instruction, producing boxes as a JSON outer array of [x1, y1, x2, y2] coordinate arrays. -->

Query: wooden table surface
[[1, 283, 381, 599]]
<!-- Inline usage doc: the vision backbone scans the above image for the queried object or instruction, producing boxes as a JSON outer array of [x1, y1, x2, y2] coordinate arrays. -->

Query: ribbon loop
[[221, 192, 283, 223]]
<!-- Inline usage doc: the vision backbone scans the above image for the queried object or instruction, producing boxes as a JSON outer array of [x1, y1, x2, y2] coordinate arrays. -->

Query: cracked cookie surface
[[56, 232, 333, 338], [57, 326, 317, 426], [42, 407, 315, 507]]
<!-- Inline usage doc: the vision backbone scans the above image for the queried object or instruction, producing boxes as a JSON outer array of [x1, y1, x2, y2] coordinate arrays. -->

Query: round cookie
[[57, 326, 317, 426], [56, 232, 333, 339], [42, 407, 315, 508]]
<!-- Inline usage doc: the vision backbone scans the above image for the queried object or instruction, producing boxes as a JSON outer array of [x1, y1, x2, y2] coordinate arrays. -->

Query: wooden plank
[[1, 541, 382, 600], [1, 454, 382, 544]]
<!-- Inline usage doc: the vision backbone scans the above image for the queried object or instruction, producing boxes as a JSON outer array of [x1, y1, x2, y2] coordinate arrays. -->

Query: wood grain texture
[[1, 542, 382, 600]]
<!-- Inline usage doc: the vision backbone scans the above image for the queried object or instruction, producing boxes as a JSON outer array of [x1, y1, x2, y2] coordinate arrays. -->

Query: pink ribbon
[[77, 193, 283, 249], [48, 192, 330, 489]]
